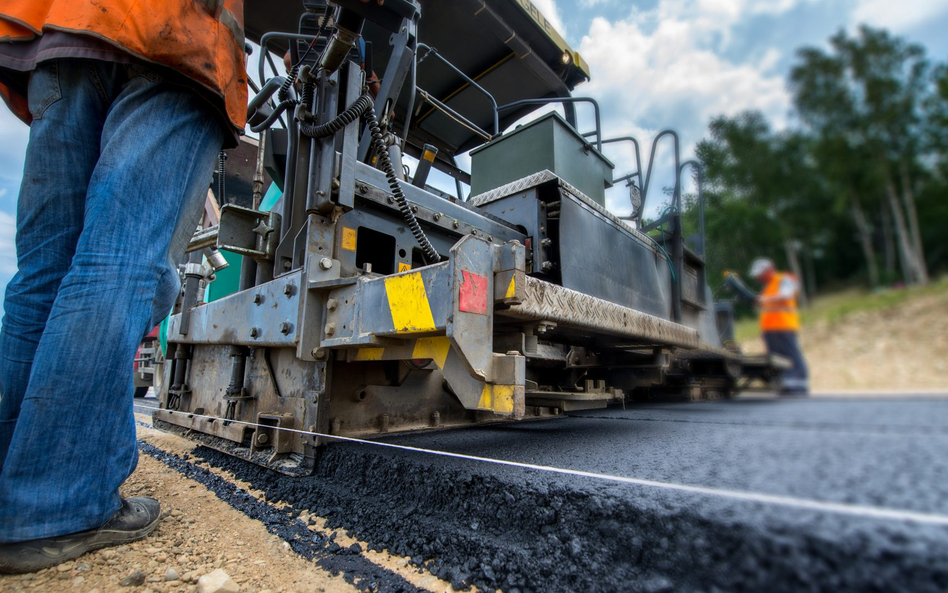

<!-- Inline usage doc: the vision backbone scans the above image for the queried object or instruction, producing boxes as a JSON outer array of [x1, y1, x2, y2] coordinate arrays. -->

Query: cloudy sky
[[0, 0, 947, 316]]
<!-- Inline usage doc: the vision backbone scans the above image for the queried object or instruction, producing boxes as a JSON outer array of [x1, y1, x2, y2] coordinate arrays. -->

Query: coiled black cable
[[217, 150, 227, 202], [302, 92, 439, 262], [299, 93, 373, 139], [363, 98, 441, 263]]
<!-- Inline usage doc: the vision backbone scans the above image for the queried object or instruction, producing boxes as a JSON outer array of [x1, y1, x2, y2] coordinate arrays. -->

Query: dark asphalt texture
[[176, 396, 948, 592]]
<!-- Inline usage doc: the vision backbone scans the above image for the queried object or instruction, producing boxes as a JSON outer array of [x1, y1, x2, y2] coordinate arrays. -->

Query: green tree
[[695, 111, 826, 301], [790, 26, 932, 285]]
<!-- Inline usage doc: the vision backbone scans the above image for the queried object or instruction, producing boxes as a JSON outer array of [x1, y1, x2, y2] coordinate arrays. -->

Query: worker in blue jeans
[[0, 0, 245, 574]]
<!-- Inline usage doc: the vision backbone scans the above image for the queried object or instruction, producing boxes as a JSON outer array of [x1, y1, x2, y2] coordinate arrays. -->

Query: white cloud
[[853, 0, 948, 31], [570, 1, 794, 216]]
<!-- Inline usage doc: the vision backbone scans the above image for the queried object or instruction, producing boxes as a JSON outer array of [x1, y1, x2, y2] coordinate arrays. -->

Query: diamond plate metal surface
[[502, 276, 699, 349], [469, 169, 655, 246]]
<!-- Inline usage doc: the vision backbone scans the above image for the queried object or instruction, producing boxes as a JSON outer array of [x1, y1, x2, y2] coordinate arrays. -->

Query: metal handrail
[[257, 32, 318, 90], [640, 130, 681, 223], [416, 43, 499, 137], [417, 89, 492, 142], [499, 97, 603, 151], [601, 136, 643, 190], [680, 160, 706, 258]]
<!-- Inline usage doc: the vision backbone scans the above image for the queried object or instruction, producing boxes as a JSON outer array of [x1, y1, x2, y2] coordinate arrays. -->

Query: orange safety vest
[[0, 0, 247, 133], [759, 272, 800, 332]]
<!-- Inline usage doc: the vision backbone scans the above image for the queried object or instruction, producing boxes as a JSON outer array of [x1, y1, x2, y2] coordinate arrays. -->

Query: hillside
[[737, 279, 948, 392]]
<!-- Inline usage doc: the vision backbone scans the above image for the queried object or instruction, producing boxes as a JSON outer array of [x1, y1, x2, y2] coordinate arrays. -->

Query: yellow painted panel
[[412, 337, 451, 369], [422, 149, 436, 162], [342, 227, 357, 251], [491, 385, 516, 414], [384, 273, 437, 334], [505, 276, 516, 299], [476, 384, 517, 414], [478, 384, 492, 411], [354, 348, 385, 361]]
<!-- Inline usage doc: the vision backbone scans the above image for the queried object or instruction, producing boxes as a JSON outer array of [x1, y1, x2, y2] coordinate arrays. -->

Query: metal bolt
[[283, 284, 295, 296], [471, 229, 477, 236], [326, 298, 338, 311], [488, 235, 493, 242], [541, 261, 553, 272], [280, 321, 292, 334], [433, 213, 442, 221], [319, 257, 333, 270], [253, 293, 264, 305], [453, 220, 460, 229], [250, 327, 260, 338], [387, 196, 394, 204], [312, 347, 329, 360], [541, 238, 553, 248], [431, 411, 441, 427], [411, 205, 419, 213], [256, 432, 269, 444], [324, 323, 336, 336]]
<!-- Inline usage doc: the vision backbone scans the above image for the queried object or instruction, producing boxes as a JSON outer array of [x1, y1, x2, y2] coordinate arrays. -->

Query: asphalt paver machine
[[156, 0, 746, 473]]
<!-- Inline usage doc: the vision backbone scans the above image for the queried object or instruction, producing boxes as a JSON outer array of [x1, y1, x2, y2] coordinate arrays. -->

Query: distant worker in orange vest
[[0, 0, 245, 573], [750, 258, 809, 396]]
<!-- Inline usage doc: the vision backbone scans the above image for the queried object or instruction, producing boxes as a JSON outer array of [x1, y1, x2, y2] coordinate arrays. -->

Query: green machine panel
[[469, 112, 614, 205]]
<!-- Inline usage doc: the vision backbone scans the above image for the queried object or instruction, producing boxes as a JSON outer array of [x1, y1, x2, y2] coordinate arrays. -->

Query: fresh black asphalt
[[143, 396, 948, 592]]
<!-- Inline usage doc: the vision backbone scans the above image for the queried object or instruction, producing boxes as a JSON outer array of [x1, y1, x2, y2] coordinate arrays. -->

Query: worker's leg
[[763, 331, 809, 396], [0, 59, 224, 542], [0, 60, 106, 468]]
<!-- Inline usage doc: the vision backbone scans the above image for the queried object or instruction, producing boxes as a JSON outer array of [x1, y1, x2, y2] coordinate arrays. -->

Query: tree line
[[689, 25, 948, 300]]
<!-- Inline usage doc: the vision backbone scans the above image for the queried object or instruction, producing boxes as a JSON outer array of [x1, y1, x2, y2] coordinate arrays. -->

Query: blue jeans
[[0, 59, 225, 542], [763, 331, 809, 395]]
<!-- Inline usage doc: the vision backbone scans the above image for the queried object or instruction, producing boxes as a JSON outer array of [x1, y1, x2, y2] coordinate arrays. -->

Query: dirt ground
[[0, 418, 460, 593], [741, 286, 948, 392]]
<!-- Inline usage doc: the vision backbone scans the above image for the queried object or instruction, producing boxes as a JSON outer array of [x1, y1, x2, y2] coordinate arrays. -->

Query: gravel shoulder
[[0, 426, 358, 593], [0, 415, 460, 593]]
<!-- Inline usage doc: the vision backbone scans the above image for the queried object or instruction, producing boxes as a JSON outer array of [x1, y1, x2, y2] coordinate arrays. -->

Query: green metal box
[[469, 112, 614, 205]]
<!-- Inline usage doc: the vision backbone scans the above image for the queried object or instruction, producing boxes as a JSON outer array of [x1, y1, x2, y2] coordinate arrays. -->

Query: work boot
[[0, 497, 161, 574]]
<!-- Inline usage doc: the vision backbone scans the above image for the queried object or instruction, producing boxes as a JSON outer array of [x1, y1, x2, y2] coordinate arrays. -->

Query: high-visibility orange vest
[[0, 0, 247, 132], [760, 272, 800, 332]]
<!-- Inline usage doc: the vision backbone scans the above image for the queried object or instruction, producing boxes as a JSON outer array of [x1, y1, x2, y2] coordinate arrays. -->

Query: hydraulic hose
[[249, 99, 297, 133]]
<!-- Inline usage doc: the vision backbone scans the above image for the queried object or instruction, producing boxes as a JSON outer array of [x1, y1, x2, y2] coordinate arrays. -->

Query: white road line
[[134, 405, 948, 528]]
